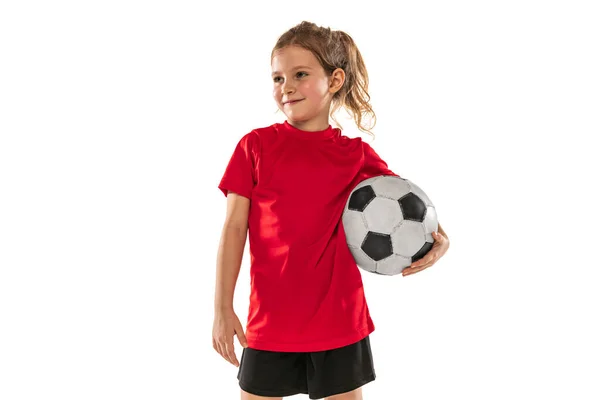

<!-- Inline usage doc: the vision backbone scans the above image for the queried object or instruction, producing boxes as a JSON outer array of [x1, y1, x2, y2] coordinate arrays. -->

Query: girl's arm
[[214, 191, 250, 312], [437, 223, 448, 241]]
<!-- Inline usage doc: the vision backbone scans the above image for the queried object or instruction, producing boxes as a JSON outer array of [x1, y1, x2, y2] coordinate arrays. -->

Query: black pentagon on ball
[[348, 185, 376, 212], [361, 231, 393, 261], [398, 192, 427, 222], [412, 241, 434, 262]]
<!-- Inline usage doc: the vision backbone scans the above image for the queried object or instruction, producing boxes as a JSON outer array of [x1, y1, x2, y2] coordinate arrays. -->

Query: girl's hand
[[402, 231, 449, 277], [212, 308, 248, 367]]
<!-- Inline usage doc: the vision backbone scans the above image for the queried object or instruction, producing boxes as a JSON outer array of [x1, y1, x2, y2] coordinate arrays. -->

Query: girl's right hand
[[212, 308, 248, 367]]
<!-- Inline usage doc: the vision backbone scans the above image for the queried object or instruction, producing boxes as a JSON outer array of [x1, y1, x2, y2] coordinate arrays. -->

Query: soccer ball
[[342, 175, 438, 276]]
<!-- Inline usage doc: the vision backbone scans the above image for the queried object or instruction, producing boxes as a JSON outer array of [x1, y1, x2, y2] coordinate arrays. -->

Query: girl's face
[[271, 45, 336, 131]]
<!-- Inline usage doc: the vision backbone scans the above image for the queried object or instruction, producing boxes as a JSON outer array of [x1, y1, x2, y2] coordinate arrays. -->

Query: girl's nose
[[282, 82, 295, 94]]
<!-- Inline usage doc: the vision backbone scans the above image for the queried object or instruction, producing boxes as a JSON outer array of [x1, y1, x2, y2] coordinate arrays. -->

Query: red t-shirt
[[218, 120, 398, 352]]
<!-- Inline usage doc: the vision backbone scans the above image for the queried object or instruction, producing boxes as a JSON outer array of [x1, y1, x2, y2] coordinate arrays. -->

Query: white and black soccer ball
[[342, 175, 438, 276]]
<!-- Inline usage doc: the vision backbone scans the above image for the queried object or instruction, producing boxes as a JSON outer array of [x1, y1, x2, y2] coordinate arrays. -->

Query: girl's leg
[[240, 389, 283, 400], [325, 387, 362, 400]]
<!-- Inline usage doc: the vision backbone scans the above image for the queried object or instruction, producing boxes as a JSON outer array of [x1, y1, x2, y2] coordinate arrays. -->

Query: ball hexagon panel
[[341, 210, 368, 248], [369, 175, 412, 199], [391, 220, 428, 257], [423, 206, 438, 236], [376, 253, 412, 275], [363, 197, 403, 234]]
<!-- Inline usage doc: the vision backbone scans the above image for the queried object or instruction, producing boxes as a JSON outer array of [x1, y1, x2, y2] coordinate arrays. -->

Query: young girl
[[213, 21, 449, 400]]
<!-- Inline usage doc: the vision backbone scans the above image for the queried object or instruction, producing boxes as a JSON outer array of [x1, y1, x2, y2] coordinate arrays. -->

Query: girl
[[213, 21, 450, 400]]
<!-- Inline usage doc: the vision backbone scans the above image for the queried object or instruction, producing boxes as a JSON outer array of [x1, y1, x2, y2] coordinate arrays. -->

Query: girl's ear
[[329, 68, 345, 94]]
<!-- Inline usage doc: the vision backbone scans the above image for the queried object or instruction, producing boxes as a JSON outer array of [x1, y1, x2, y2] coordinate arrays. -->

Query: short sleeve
[[218, 132, 258, 199], [361, 141, 399, 179]]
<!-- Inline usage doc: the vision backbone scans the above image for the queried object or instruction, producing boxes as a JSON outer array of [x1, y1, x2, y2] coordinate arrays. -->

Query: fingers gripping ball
[[342, 175, 439, 276]]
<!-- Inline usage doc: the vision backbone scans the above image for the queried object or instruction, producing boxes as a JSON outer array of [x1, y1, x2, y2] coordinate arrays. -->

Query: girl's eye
[[273, 72, 307, 83]]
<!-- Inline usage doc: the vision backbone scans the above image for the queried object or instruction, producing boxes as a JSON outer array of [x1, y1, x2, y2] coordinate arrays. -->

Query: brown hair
[[271, 21, 376, 138]]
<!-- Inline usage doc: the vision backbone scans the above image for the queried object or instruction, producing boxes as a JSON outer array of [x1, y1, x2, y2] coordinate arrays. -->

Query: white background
[[1, 0, 599, 399]]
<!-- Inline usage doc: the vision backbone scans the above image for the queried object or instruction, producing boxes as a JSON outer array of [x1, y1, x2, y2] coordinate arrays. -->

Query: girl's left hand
[[402, 231, 449, 277]]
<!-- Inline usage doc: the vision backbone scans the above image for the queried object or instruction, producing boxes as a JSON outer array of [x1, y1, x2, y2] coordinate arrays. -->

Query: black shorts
[[237, 335, 376, 399]]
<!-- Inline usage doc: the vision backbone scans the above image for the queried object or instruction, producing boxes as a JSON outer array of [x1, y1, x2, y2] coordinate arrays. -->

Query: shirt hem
[[245, 324, 375, 352]]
